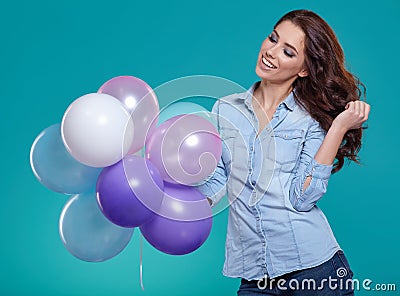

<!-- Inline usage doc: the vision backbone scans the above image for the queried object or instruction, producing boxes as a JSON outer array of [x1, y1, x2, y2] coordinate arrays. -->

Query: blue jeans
[[237, 250, 354, 295]]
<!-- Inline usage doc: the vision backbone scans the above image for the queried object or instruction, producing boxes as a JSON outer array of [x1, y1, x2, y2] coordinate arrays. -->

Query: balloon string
[[140, 232, 145, 291]]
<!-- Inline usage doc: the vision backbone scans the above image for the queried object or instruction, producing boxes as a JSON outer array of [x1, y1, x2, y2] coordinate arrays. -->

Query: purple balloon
[[98, 76, 159, 154], [96, 155, 164, 228], [145, 114, 222, 185], [140, 183, 212, 255]]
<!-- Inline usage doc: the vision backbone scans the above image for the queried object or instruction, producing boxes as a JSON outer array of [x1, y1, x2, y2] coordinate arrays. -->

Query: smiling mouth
[[262, 56, 277, 69]]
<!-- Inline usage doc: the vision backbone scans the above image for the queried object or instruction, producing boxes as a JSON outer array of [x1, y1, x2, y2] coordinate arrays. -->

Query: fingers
[[347, 101, 355, 112], [363, 102, 370, 121], [346, 100, 370, 127], [354, 101, 361, 116], [347, 101, 369, 115], [356, 101, 370, 122]]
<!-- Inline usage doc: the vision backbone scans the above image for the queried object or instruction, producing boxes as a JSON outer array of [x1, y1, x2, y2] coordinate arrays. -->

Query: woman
[[196, 9, 370, 295]]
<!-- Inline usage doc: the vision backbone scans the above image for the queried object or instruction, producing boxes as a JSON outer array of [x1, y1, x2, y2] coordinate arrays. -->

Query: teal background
[[1, 0, 399, 295]]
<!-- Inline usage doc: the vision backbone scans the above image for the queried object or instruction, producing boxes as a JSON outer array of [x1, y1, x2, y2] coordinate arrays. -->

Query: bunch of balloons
[[30, 76, 222, 262]]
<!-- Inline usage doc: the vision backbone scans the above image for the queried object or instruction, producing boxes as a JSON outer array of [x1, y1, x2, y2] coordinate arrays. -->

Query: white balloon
[[61, 93, 134, 168]]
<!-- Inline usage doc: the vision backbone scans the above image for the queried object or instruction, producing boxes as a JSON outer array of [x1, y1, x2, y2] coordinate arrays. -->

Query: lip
[[259, 55, 277, 70]]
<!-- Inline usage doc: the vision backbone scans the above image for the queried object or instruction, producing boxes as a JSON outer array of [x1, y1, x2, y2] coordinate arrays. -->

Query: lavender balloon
[[98, 76, 159, 154], [96, 155, 164, 228], [140, 183, 212, 255], [145, 114, 222, 185]]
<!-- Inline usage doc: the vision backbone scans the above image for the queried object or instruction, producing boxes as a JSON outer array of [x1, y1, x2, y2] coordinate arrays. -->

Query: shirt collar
[[242, 81, 296, 111]]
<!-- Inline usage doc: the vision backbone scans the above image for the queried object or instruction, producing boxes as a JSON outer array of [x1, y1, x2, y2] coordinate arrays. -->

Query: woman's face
[[255, 20, 308, 84]]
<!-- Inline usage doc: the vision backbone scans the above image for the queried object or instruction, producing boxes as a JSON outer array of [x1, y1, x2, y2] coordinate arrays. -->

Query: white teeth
[[262, 56, 276, 69]]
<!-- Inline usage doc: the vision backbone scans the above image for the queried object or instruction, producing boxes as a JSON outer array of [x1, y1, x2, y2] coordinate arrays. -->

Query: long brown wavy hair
[[275, 10, 366, 173]]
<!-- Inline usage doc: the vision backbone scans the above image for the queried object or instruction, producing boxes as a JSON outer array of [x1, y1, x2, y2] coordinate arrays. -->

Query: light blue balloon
[[59, 192, 134, 262], [158, 101, 216, 126], [30, 124, 101, 194]]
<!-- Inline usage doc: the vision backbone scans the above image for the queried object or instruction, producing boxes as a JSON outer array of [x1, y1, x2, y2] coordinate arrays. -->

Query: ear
[[298, 68, 308, 77]]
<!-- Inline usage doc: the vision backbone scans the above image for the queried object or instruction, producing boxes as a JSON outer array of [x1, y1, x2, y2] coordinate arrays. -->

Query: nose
[[266, 46, 276, 59]]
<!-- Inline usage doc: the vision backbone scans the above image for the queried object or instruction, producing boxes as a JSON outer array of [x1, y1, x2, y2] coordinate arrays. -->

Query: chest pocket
[[272, 129, 304, 165], [219, 127, 249, 197], [219, 128, 239, 174]]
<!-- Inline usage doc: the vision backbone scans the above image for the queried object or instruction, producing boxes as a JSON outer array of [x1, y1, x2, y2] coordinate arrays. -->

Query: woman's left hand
[[331, 100, 370, 132]]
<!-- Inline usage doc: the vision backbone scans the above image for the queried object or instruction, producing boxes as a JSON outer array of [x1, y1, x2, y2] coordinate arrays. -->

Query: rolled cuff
[[196, 182, 225, 207], [305, 158, 333, 179]]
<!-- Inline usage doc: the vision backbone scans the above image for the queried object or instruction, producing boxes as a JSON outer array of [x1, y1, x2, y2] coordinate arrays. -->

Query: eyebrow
[[273, 29, 299, 54]]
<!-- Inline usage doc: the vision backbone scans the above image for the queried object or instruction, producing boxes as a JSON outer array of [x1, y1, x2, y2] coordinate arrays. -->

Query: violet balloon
[[140, 183, 212, 255], [96, 155, 164, 228], [98, 76, 159, 154], [145, 114, 222, 185]]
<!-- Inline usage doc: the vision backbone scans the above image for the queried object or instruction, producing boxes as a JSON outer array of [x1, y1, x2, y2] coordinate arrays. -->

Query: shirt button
[[252, 180, 256, 186], [250, 146, 254, 151]]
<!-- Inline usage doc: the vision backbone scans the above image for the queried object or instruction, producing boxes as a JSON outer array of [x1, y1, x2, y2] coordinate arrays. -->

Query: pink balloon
[[98, 76, 159, 154], [145, 114, 222, 185]]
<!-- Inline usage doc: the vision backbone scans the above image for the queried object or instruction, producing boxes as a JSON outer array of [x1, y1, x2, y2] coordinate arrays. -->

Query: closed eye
[[284, 49, 295, 58], [268, 35, 277, 43]]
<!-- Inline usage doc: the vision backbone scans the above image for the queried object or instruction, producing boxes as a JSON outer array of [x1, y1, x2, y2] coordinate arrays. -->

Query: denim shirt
[[196, 81, 341, 280]]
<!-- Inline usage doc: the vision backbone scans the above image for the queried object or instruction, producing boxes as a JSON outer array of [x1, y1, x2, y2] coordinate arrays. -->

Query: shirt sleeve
[[195, 101, 228, 207], [196, 155, 228, 207], [289, 119, 333, 212]]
